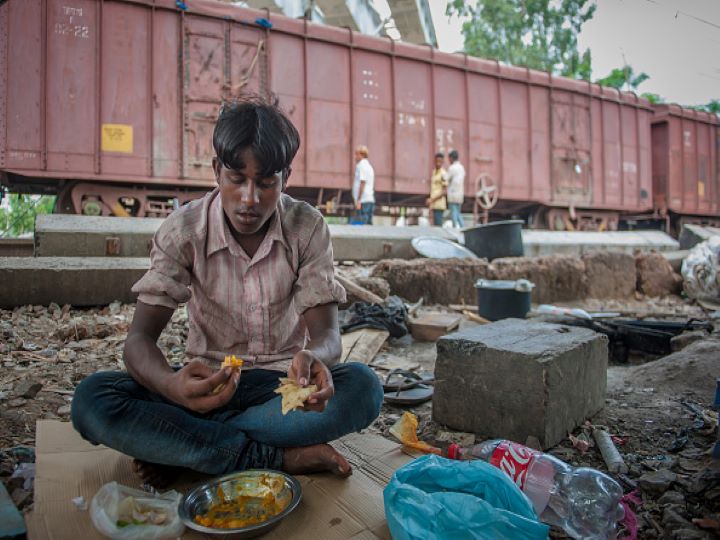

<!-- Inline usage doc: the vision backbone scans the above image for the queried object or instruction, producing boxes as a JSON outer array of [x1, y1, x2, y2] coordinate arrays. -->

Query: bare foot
[[131, 459, 182, 489], [282, 444, 352, 477]]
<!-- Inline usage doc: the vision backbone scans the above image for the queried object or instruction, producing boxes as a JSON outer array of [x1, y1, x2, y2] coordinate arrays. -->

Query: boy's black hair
[[213, 97, 300, 180], [434, 152, 444, 159], [448, 149, 459, 161]]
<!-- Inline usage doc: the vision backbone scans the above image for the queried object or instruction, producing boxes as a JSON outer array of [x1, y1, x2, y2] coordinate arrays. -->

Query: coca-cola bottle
[[447, 440, 625, 540]]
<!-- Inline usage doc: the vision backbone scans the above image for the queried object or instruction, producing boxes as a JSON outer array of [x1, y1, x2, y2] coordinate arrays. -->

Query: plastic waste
[[90, 482, 185, 540], [536, 304, 592, 320], [448, 440, 624, 540], [384, 454, 549, 540], [682, 236, 720, 304]]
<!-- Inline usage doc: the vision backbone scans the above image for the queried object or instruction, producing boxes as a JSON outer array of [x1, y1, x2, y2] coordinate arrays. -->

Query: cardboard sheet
[[27, 421, 412, 539]]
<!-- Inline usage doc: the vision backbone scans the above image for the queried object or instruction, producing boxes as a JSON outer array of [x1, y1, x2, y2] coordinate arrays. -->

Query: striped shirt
[[131, 189, 346, 372]]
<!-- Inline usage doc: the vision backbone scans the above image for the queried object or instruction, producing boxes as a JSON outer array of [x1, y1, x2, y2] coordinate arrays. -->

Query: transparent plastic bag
[[682, 237, 720, 303], [90, 481, 185, 540], [384, 454, 550, 540]]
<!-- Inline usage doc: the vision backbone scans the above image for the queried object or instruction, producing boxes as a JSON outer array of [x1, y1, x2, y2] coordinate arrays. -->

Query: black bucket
[[463, 220, 524, 260], [475, 279, 533, 321]]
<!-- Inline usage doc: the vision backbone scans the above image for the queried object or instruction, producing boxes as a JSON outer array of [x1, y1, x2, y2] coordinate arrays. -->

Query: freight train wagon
[[0, 0, 713, 230], [651, 105, 719, 232]]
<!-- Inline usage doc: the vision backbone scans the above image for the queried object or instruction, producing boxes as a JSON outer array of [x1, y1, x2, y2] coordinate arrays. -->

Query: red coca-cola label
[[489, 441, 538, 490]]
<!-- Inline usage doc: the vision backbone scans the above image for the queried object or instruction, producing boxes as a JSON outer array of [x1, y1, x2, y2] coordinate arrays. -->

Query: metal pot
[[463, 220, 524, 260], [475, 279, 534, 321]]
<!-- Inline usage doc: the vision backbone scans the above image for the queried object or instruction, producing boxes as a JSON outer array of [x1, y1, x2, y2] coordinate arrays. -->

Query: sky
[[428, 0, 719, 107]]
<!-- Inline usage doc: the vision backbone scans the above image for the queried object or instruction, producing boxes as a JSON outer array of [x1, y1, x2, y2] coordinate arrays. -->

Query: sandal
[[382, 369, 435, 392]]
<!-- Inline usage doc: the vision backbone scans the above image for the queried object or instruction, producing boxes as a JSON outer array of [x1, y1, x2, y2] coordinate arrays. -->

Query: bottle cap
[[447, 443, 460, 460]]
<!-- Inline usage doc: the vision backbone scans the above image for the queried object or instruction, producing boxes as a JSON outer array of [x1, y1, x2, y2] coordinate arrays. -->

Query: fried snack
[[212, 355, 245, 394], [221, 355, 244, 369], [389, 412, 442, 455], [274, 377, 317, 415]]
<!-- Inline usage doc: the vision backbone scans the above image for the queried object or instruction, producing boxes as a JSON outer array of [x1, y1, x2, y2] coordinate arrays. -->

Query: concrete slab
[[329, 224, 458, 260], [0, 257, 149, 308], [34, 214, 460, 260], [678, 224, 720, 250], [33, 214, 679, 260], [521, 230, 679, 257], [34, 214, 162, 257], [433, 319, 608, 449]]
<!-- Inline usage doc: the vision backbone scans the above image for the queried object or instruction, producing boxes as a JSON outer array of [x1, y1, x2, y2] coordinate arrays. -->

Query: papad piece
[[274, 377, 317, 415]]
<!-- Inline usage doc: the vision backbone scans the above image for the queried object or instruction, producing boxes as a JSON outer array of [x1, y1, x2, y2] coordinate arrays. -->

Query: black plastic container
[[475, 279, 532, 321], [463, 220, 524, 260]]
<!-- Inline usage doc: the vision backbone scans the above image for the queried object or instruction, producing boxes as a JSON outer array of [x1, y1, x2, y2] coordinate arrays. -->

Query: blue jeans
[[432, 209, 445, 227], [71, 363, 383, 475], [358, 202, 374, 225], [448, 203, 464, 228]]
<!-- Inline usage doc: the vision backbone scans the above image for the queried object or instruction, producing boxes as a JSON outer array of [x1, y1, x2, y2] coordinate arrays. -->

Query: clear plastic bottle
[[447, 440, 625, 540]]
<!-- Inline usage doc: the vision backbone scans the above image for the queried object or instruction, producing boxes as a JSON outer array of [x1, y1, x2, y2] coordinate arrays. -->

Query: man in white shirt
[[352, 145, 375, 225], [444, 149, 466, 228]]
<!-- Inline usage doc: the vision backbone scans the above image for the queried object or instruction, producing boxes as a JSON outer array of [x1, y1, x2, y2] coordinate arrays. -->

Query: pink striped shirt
[[132, 189, 346, 372]]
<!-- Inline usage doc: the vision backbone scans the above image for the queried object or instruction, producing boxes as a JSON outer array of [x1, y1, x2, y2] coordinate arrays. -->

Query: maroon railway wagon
[[651, 105, 720, 231], [0, 0, 712, 230]]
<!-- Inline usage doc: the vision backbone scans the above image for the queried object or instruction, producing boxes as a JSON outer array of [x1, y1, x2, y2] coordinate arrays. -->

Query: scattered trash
[[10, 462, 35, 490], [72, 496, 88, 511], [569, 432, 593, 454], [384, 454, 549, 540], [90, 482, 184, 540], [340, 296, 408, 337], [618, 490, 642, 540], [681, 236, 720, 304], [593, 428, 629, 474], [447, 439, 625, 539]]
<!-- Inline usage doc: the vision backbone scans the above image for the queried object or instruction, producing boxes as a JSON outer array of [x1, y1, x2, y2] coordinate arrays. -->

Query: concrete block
[[0, 257, 149, 308], [521, 230, 679, 257], [433, 319, 608, 448], [371, 258, 491, 304], [678, 224, 720, 250], [34, 214, 459, 261], [329, 224, 458, 261], [35, 214, 161, 257]]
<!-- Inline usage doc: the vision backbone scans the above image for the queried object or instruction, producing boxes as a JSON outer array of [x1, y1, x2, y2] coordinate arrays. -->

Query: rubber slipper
[[382, 369, 434, 392], [383, 384, 434, 406]]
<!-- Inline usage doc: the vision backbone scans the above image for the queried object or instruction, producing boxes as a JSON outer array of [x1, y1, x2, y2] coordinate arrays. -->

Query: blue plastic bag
[[384, 455, 549, 540]]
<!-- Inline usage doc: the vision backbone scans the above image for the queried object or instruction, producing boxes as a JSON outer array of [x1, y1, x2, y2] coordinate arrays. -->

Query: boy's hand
[[288, 350, 334, 412], [162, 359, 239, 414]]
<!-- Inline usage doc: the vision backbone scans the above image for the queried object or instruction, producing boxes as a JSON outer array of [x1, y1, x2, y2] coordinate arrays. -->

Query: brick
[[582, 251, 636, 299], [371, 258, 491, 304], [489, 255, 588, 304], [433, 319, 608, 448]]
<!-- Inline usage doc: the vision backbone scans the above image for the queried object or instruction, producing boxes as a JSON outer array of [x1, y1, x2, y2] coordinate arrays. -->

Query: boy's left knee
[[331, 362, 383, 426]]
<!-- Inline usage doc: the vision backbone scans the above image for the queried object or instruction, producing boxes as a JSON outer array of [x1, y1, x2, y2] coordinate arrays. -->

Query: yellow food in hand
[[274, 377, 317, 415], [221, 355, 244, 369], [212, 355, 245, 394]]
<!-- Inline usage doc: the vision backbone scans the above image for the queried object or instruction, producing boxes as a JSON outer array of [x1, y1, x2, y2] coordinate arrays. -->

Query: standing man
[[352, 145, 375, 225], [426, 152, 447, 226], [445, 149, 466, 228]]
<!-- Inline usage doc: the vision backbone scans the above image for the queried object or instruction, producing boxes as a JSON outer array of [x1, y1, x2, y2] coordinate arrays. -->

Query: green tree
[[0, 193, 56, 237], [447, 0, 596, 80], [595, 65, 649, 91], [641, 92, 664, 104], [691, 99, 720, 115]]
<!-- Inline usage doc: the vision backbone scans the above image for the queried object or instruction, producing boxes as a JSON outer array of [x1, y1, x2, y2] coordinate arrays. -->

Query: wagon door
[[551, 92, 592, 206], [182, 16, 267, 181]]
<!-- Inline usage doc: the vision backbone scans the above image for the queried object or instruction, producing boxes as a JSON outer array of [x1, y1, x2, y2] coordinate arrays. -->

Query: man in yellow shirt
[[426, 152, 447, 226]]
